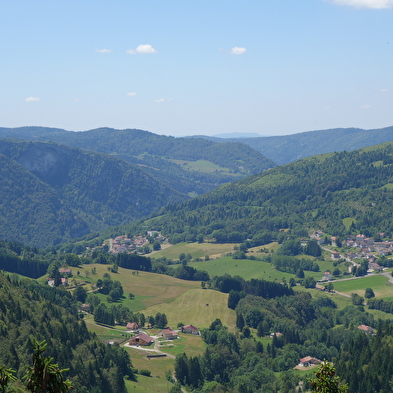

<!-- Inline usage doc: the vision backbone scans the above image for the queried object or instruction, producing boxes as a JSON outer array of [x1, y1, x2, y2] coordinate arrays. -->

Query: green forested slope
[[0, 153, 87, 246], [0, 272, 134, 392], [0, 140, 185, 246], [195, 125, 393, 165], [0, 127, 276, 194], [125, 142, 393, 243]]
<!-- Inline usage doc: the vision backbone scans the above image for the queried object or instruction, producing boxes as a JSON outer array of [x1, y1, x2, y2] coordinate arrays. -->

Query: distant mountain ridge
[[189, 126, 393, 165], [0, 139, 185, 246], [0, 126, 276, 195]]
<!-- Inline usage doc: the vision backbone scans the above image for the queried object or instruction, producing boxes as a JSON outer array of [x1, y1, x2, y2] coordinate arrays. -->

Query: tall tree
[[308, 362, 347, 393]]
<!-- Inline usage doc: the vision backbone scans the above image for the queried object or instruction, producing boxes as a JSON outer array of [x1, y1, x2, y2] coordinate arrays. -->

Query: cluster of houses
[[127, 324, 200, 347], [310, 231, 393, 273], [108, 232, 166, 255]]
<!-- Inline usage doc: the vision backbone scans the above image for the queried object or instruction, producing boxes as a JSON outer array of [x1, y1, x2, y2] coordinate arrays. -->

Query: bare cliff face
[[0, 139, 186, 246], [2, 142, 72, 187]]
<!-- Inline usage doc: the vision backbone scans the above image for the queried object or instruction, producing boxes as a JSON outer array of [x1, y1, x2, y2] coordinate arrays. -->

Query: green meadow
[[151, 242, 237, 260], [332, 275, 393, 298], [189, 256, 294, 282]]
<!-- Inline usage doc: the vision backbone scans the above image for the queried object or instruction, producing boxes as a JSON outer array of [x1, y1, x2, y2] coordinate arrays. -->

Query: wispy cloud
[[127, 92, 137, 96], [326, 0, 393, 9], [360, 104, 372, 109], [95, 49, 112, 53], [380, 88, 389, 92], [25, 97, 40, 102], [154, 98, 174, 103], [126, 44, 157, 54], [230, 47, 247, 55]]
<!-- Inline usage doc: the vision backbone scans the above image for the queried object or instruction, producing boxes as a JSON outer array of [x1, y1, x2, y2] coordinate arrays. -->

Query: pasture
[[124, 349, 175, 393], [142, 288, 236, 330], [333, 274, 393, 298], [76, 264, 200, 311], [151, 242, 237, 260], [170, 159, 232, 174], [189, 256, 294, 282]]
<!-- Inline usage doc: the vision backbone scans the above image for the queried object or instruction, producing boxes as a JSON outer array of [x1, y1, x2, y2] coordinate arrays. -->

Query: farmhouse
[[322, 271, 332, 281], [126, 322, 139, 331], [298, 356, 321, 367], [331, 251, 340, 260], [182, 324, 199, 335], [158, 328, 178, 340], [129, 332, 153, 346], [357, 325, 375, 334]]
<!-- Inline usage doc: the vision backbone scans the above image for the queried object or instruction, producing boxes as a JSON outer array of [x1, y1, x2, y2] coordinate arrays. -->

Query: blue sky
[[1, 0, 392, 136]]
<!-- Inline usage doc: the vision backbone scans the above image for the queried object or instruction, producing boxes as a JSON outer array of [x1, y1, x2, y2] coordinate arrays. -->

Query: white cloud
[[326, 0, 393, 9], [360, 104, 372, 109], [230, 47, 247, 55], [95, 49, 112, 53], [25, 97, 40, 102], [126, 44, 157, 54], [380, 88, 389, 92], [127, 92, 137, 96], [154, 98, 165, 103]]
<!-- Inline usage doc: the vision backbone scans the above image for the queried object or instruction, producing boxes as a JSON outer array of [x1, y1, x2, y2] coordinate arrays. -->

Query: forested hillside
[[0, 272, 134, 393], [122, 142, 393, 244], [0, 127, 275, 195], [0, 140, 185, 246], [193, 125, 393, 165]]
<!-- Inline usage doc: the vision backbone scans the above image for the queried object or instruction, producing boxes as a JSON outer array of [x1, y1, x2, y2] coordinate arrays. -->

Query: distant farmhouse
[[357, 324, 375, 334], [298, 356, 321, 367], [181, 324, 199, 335], [158, 328, 178, 340], [129, 332, 153, 346]]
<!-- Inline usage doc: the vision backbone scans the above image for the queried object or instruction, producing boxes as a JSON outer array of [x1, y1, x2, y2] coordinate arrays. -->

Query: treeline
[[0, 240, 49, 278], [116, 253, 152, 271], [210, 274, 294, 298], [0, 272, 134, 393], [367, 298, 393, 314], [265, 254, 320, 274]]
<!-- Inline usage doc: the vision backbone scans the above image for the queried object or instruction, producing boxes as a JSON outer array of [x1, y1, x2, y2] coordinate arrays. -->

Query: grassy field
[[142, 288, 236, 330], [189, 256, 294, 282], [124, 349, 175, 393], [169, 159, 232, 174], [157, 333, 207, 357], [332, 275, 393, 297], [76, 264, 200, 311], [151, 242, 237, 260]]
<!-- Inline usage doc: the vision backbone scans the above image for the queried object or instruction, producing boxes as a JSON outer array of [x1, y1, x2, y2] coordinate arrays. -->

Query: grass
[[189, 256, 294, 282], [76, 264, 200, 311], [142, 288, 236, 330], [332, 275, 393, 297], [169, 159, 233, 174], [151, 242, 237, 260], [124, 349, 175, 393], [157, 334, 207, 357], [342, 217, 356, 230]]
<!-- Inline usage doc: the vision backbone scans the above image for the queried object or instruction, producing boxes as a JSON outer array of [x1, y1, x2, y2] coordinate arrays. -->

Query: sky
[[0, 0, 392, 137]]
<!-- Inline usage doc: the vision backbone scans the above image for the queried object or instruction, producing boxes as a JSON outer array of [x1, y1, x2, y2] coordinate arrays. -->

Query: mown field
[[76, 264, 200, 311], [332, 274, 393, 298], [151, 241, 237, 260], [142, 288, 236, 330], [189, 256, 294, 282]]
